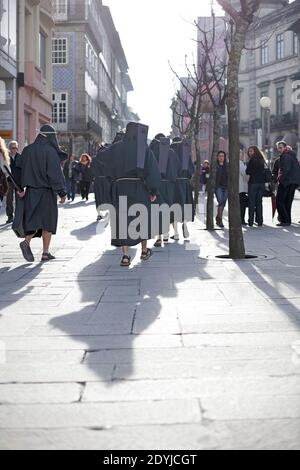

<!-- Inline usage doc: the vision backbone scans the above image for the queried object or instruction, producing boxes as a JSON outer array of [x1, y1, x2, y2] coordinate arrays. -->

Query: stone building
[[0, 0, 17, 143], [238, 0, 300, 155], [52, 0, 134, 157]]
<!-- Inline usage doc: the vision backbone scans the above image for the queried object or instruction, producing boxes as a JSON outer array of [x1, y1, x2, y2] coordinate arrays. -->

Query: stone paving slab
[[1, 195, 300, 449]]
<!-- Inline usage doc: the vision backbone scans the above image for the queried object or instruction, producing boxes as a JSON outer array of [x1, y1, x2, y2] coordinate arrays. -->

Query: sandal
[[120, 255, 131, 267], [140, 248, 152, 261], [41, 253, 56, 262], [154, 239, 162, 248]]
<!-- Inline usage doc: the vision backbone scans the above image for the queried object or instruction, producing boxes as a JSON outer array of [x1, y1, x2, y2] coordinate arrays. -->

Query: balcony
[[24, 62, 45, 95], [87, 118, 103, 139], [270, 113, 298, 132], [99, 88, 113, 115]]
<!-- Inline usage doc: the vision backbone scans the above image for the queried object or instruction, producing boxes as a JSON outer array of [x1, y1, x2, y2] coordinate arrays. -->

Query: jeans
[[276, 183, 297, 225], [215, 187, 228, 209], [248, 183, 265, 226], [66, 178, 76, 201]]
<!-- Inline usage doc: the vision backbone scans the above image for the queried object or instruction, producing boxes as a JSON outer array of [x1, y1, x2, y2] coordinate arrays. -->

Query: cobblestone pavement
[[0, 194, 300, 450]]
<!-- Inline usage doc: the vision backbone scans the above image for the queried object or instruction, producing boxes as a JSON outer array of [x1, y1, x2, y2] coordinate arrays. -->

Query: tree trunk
[[193, 130, 201, 207], [226, 22, 247, 259], [206, 107, 221, 230]]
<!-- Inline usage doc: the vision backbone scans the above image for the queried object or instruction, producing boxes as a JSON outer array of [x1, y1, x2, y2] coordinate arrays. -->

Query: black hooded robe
[[171, 143, 195, 223], [94, 142, 161, 247], [15, 134, 66, 237], [91, 153, 112, 209]]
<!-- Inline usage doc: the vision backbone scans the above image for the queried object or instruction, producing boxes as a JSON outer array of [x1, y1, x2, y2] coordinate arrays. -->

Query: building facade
[[52, 0, 134, 157], [17, 0, 54, 149], [0, 0, 17, 143], [238, 0, 300, 156]]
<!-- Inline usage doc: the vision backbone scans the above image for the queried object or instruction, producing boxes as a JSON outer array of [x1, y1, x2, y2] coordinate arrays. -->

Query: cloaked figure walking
[[93, 122, 161, 267], [15, 125, 67, 263]]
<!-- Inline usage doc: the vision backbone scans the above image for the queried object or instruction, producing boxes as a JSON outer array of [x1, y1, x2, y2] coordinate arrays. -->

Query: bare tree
[[170, 58, 214, 203], [216, 0, 261, 259], [196, 11, 227, 231]]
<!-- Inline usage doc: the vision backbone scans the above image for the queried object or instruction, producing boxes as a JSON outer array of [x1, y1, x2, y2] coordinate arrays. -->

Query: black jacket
[[246, 157, 265, 185], [216, 163, 228, 189], [8, 153, 22, 188], [63, 160, 80, 180], [279, 150, 300, 187]]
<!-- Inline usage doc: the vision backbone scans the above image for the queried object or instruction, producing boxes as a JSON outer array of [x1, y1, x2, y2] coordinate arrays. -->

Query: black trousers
[[6, 181, 16, 220], [80, 181, 91, 200], [276, 183, 297, 225], [239, 193, 248, 223]]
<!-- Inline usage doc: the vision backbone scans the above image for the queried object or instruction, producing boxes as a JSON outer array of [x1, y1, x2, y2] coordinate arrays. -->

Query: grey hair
[[8, 140, 18, 150]]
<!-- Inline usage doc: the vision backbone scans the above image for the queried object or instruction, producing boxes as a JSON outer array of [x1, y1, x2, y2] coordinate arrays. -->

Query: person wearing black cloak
[[149, 133, 180, 247], [91, 133, 125, 223], [94, 123, 161, 267], [171, 137, 195, 240], [15, 125, 67, 263]]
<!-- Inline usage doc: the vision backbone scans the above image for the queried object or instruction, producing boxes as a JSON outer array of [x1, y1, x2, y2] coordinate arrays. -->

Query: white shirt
[[239, 160, 249, 194]]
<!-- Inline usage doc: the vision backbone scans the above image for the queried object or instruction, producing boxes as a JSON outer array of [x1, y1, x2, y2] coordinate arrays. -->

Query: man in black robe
[[171, 137, 195, 240], [16, 125, 67, 263], [149, 134, 181, 246], [94, 123, 161, 267]]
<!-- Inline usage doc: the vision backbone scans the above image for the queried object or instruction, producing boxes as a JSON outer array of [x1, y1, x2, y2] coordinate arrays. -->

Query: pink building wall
[[17, 62, 52, 150]]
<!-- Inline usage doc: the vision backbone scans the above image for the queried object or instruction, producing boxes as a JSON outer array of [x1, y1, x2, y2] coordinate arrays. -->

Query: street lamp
[[260, 96, 272, 167]]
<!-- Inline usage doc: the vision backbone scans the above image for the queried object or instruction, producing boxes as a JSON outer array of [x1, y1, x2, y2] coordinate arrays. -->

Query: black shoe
[[276, 223, 290, 227], [6, 218, 13, 224], [20, 241, 35, 262]]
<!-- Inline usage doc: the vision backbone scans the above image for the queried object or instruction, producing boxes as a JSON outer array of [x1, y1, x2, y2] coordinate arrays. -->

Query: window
[[276, 87, 285, 116], [260, 40, 269, 65], [52, 38, 68, 65], [276, 33, 284, 60], [39, 32, 47, 77], [293, 32, 299, 56], [52, 92, 68, 127], [54, 0, 68, 21]]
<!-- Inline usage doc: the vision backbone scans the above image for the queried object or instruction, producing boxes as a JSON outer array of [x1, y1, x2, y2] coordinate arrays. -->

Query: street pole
[[266, 107, 271, 168]]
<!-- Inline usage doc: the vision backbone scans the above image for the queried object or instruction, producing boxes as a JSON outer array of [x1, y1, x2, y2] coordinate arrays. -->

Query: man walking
[[6, 141, 22, 224], [63, 155, 79, 202], [276, 141, 300, 227], [17, 125, 67, 262]]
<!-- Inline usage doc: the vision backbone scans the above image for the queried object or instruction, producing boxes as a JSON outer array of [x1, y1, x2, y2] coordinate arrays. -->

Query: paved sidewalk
[[0, 194, 300, 450]]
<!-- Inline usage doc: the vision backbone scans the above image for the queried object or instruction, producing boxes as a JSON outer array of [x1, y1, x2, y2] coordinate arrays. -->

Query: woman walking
[[215, 151, 228, 228], [79, 154, 93, 201], [246, 146, 266, 227]]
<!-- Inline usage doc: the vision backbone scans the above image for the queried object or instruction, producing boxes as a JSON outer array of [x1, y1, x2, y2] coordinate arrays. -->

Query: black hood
[[36, 124, 68, 162]]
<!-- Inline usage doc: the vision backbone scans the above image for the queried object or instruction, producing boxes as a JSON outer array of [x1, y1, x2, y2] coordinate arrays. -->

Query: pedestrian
[[246, 146, 266, 227], [200, 160, 210, 194], [79, 154, 93, 201], [4, 141, 22, 224], [93, 122, 161, 267], [16, 124, 67, 263], [275, 141, 300, 227], [149, 134, 179, 247], [63, 155, 79, 202], [91, 144, 114, 222], [0, 137, 10, 209], [215, 151, 228, 228], [171, 137, 195, 240], [239, 150, 249, 226]]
